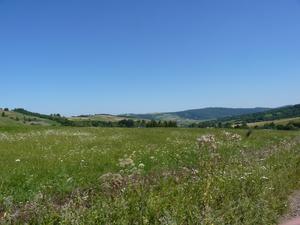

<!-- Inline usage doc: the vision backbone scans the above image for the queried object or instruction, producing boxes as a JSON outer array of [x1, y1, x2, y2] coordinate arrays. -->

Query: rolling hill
[[194, 104, 300, 129], [218, 104, 300, 124], [248, 117, 300, 128], [122, 107, 271, 122], [0, 109, 59, 126], [3, 105, 300, 129], [70, 114, 137, 122]]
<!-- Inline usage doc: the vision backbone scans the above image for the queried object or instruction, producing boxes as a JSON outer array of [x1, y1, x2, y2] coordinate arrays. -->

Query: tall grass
[[0, 127, 299, 224]]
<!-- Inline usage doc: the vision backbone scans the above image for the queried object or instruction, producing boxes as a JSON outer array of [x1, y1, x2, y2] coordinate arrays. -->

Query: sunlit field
[[0, 127, 300, 224]]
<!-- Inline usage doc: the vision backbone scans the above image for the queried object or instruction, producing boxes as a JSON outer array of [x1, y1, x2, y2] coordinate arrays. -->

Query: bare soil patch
[[279, 191, 300, 224]]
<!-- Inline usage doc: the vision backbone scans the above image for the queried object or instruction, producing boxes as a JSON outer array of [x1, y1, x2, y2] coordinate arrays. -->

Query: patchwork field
[[70, 114, 131, 122], [0, 127, 300, 224], [248, 117, 300, 127]]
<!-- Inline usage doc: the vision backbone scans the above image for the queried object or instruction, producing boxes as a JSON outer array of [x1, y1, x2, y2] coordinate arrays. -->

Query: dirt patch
[[279, 191, 300, 224]]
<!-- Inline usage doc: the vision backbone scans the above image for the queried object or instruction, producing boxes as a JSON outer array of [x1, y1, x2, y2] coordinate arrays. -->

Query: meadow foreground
[[0, 127, 299, 224]]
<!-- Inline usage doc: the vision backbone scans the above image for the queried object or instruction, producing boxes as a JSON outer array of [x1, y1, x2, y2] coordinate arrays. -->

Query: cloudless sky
[[0, 0, 300, 115]]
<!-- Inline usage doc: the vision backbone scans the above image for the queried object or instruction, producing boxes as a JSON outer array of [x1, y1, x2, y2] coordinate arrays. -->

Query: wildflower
[[191, 168, 199, 175], [15, 159, 21, 162], [197, 134, 215, 144], [138, 163, 145, 169], [197, 134, 217, 150], [99, 173, 125, 192], [223, 131, 242, 142], [118, 157, 135, 168]]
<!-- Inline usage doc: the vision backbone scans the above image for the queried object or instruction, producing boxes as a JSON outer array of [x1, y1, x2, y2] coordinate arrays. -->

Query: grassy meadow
[[0, 127, 300, 224]]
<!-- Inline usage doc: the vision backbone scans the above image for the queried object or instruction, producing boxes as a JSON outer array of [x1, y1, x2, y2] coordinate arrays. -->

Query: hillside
[[193, 104, 300, 130], [5, 109, 175, 128], [218, 104, 300, 124], [4, 105, 300, 129], [0, 109, 59, 126], [70, 114, 137, 122], [248, 117, 300, 128], [122, 107, 270, 122]]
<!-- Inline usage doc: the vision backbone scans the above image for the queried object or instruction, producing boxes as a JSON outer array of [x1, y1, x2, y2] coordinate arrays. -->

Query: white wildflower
[[118, 157, 135, 168], [138, 163, 145, 169], [191, 169, 199, 175], [223, 131, 242, 142], [197, 134, 218, 150]]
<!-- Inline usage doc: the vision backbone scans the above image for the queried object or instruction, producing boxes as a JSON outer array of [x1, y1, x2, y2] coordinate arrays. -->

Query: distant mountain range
[[121, 107, 271, 122]]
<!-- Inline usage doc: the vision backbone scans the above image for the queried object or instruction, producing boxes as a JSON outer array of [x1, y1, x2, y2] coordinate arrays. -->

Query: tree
[[118, 119, 135, 128], [4, 108, 9, 111], [146, 120, 157, 128], [163, 121, 168, 127]]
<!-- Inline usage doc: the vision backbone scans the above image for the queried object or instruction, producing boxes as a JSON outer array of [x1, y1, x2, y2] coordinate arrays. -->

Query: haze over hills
[[121, 107, 271, 122]]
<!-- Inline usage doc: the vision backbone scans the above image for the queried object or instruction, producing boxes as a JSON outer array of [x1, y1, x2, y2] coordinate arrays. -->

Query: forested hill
[[218, 104, 300, 123], [123, 107, 270, 121]]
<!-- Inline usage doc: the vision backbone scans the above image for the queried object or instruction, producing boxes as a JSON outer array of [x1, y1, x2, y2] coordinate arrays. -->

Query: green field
[[0, 127, 300, 224], [69, 114, 131, 122], [248, 117, 300, 127], [0, 110, 59, 127]]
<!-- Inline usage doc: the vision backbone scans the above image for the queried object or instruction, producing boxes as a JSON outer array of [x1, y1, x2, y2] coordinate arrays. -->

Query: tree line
[[63, 119, 177, 128], [258, 121, 300, 131], [12, 108, 177, 128], [189, 120, 300, 131]]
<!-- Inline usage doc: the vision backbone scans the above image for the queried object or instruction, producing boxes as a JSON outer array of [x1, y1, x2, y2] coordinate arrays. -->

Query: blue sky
[[0, 0, 300, 115]]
